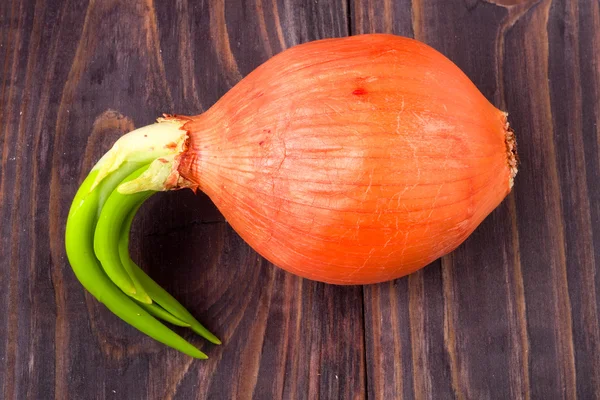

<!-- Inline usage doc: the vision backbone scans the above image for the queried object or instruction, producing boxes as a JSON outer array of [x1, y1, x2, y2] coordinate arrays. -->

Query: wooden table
[[2, 0, 599, 399]]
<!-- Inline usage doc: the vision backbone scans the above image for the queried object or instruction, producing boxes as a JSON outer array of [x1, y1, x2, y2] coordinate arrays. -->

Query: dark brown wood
[[1, 0, 599, 399]]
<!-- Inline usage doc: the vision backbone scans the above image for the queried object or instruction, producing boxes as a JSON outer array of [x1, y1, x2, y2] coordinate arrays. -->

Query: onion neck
[[92, 116, 196, 195]]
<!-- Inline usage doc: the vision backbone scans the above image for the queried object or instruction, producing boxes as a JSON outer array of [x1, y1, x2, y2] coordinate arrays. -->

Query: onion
[[65, 34, 518, 357]]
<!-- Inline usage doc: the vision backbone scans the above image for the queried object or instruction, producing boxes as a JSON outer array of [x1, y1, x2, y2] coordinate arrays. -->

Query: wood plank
[[546, 1, 600, 398], [502, 1, 584, 398]]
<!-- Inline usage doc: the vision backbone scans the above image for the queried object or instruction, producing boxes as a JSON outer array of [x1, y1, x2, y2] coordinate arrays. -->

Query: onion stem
[[94, 166, 154, 302], [65, 120, 220, 358], [136, 301, 191, 327]]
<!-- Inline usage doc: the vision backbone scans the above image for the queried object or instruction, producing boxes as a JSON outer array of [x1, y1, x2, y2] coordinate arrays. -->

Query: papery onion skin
[[177, 34, 517, 285]]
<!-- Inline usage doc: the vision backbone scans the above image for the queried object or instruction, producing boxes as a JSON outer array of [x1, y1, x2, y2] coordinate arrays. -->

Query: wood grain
[[1, 0, 600, 399]]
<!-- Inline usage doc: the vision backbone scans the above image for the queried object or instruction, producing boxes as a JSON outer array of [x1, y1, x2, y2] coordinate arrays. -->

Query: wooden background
[[1, 0, 599, 399]]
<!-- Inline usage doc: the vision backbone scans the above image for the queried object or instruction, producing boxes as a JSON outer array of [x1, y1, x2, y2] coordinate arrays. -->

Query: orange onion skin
[[177, 34, 516, 285]]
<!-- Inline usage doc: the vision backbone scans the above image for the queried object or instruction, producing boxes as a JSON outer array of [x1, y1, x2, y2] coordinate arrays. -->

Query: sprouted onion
[[65, 34, 518, 358]]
